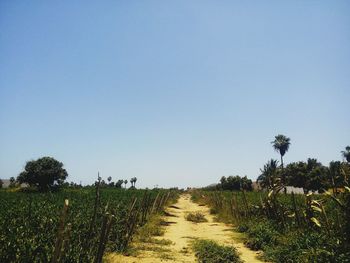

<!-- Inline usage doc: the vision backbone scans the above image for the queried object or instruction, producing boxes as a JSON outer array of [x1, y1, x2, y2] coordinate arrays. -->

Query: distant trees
[[267, 158, 348, 194], [115, 179, 124, 188], [0, 179, 3, 188], [124, 180, 128, 189], [271, 134, 290, 194], [17, 157, 68, 191], [219, 175, 252, 191]]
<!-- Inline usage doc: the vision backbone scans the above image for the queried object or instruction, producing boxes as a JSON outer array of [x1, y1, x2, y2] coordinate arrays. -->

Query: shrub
[[245, 220, 278, 250], [193, 239, 242, 263], [185, 212, 207, 223]]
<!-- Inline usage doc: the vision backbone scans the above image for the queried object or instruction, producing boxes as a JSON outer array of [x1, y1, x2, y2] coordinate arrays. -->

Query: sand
[[107, 194, 265, 263]]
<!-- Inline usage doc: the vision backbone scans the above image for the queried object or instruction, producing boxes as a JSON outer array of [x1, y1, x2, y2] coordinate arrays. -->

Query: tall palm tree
[[341, 146, 350, 163], [271, 134, 291, 194]]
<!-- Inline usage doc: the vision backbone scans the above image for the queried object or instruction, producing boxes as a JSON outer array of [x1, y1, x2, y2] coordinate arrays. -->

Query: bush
[[193, 239, 242, 263], [245, 220, 278, 250], [264, 231, 350, 263], [185, 212, 208, 223]]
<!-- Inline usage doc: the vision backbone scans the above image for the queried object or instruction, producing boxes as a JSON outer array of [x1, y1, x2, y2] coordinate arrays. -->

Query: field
[[191, 189, 350, 262], [1, 185, 349, 262], [0, 187, 177, 262]]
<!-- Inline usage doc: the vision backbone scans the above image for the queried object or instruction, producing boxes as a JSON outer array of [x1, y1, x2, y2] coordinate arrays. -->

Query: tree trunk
[[281, 155, 287, 194]]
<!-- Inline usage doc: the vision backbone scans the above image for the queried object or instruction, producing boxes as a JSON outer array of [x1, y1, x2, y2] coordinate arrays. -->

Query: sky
[[0, 1, 349, 188]]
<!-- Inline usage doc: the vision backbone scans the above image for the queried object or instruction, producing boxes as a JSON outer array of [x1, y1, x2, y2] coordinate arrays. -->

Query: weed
[[192, 239, 242, 263], [185, 212, 208, 223]]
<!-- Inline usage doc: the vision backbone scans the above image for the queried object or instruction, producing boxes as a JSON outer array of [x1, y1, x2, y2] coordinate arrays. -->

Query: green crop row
[[0, 187, 178, 263], [191, 189, 350, 262]]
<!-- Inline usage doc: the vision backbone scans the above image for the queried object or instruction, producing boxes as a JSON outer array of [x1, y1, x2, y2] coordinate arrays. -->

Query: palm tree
[[271, 134, 291, 194], [257, 159, 279, 189], [341, 146, 350, 163], [129, 177, 137, 188], [124, 179, 128, 189]]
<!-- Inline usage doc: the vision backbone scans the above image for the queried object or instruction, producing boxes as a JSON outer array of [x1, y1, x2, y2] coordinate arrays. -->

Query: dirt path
[[108, 194, 264, 262]]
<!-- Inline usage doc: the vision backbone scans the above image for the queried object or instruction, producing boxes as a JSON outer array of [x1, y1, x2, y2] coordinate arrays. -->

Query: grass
[[136, 215, 165, 242], [127, 212, 174, 257], [185, 212, 208, 223], [192, 239, 242, 263]]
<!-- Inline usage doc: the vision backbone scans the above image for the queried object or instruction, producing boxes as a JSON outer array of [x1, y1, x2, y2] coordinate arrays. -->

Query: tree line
[[0, 156, 139, 191], [257, 135, 350, 194]]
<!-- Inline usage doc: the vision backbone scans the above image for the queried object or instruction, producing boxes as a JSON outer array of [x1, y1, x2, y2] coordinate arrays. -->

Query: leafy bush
[[193, 239, 242, 263]]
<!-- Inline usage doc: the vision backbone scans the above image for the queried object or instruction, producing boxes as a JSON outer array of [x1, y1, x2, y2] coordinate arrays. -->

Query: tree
[[241, 176, 253, 191], [220, 175, 253, 191], [124, 179, 128, 189], [130, 177, 137, 188], [9, 177, 17, 188], [341, 146, 350, 163], [328, 161, 342, 194], [286, 161, 308, 193], [115, 179, 124, 188], [257, 159, 280, 189], [0, 179, 3, 188], [220, 176, 241, 190], [271, 134, 291, 194], [285, 160, 328, 194], [304, 158, 328, 193], [17, 157, 68, 191], [107, 176, 115, 187]]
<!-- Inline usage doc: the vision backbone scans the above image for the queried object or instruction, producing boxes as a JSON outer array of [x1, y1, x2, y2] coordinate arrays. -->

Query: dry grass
[[185, 212, 208, 223]]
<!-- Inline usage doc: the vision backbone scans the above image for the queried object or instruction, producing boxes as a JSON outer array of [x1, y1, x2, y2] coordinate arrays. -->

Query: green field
[[0, 187, 177, 262], [191, 189, 350, 262]]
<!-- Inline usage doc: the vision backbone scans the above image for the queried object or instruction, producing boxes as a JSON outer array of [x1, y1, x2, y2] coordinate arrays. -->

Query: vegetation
[[185, 212, 208, 223], [130, 177, 137, 188], [341, 146, 350, 162], [17, 157, 68, 191], [219, 176, 252, 191], [191, 138, 350, 262], [192, 239, 242, 263], [191, 188, 350, 262], [271, 134, 291, 194], [257, 159, 279, 190], [0, 180, 178, 262]]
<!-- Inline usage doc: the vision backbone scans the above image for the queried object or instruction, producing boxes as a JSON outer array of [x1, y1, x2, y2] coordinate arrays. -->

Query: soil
[[107, 194, 265, 263]]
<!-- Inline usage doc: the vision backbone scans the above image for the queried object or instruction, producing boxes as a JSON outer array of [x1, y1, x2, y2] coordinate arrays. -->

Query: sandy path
[[108, 194, 264, 263]]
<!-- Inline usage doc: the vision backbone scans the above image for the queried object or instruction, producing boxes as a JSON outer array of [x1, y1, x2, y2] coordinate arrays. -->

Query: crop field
[[0, 186, 177, 262], [191, 189, 350, 262]]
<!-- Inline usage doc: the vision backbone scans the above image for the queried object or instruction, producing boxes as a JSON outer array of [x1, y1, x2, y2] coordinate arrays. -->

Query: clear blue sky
[[1, 1, 349, 188]]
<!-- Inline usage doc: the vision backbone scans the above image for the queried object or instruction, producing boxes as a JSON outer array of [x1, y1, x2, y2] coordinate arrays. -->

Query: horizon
[[1, 1, 349, 188]]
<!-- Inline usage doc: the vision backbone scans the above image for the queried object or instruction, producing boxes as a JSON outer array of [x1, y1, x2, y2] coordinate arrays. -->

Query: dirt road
[[108, 194, 264, 262]]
